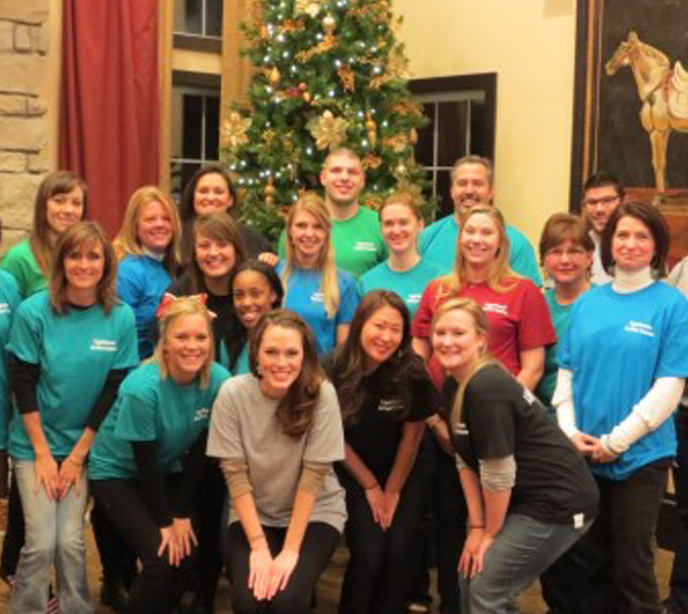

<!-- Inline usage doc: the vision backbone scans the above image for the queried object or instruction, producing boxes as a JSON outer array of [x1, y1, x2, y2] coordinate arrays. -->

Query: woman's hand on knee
[[267, 547, 299, 599], [249, 545, 273, 601], [158, 525, 181, 567], [57, 456, 84, 500], [172, 517, 198, 559], [34, 453, 59, 501], [459, 527, 485, 579]]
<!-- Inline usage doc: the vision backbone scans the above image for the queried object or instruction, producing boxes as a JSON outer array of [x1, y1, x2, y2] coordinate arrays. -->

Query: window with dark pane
[[205, 96, 220, 160], [206, 0, 223, 37], [182, 94, 203, 159]]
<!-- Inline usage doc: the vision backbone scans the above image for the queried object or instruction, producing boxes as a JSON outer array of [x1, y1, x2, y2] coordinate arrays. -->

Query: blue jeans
[[10, 460, 93, 614], [460, 513, 592, 614]]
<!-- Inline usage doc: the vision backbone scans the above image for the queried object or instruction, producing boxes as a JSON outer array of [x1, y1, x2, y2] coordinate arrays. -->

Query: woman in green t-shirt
[[7, 222, 139, 614]]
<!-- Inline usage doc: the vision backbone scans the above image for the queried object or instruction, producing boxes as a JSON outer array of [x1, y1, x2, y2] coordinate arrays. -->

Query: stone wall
[[0, 0, 50, 251]]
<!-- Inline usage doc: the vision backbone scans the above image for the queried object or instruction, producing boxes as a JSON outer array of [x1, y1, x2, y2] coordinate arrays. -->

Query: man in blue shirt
[[419, 155, 542, 285]]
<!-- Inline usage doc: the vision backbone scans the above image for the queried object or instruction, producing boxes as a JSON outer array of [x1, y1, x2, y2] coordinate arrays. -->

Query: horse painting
[[606, 31, 688, 193]]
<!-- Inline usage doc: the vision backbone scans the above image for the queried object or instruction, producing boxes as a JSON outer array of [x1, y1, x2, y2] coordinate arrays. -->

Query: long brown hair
[[49, 221, 117, 315], [30, 171, 87, 279], [330, 290, 414, 426], [249, 309, 324, 439]]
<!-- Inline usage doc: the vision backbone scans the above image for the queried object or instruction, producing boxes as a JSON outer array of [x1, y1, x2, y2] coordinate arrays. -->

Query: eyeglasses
[[583, 195, 619, 208], [545, 247, 589, 259]]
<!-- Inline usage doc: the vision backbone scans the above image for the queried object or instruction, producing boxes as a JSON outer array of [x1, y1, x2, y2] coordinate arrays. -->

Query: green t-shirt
[[358, 258, 443, 317], [279, 205, 386, 278], [89, 362, 230, 479], [1, 239, 46, 299], [7, 291, 139, 460]]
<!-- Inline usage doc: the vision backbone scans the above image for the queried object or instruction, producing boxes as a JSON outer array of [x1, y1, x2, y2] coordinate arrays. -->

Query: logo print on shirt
[[194, 408, 210, 422], [0, 303, 10, 315], [522, 388, 536, 406], [483, 302, 508, 316], [354, 241, 377, 252], [624, 321, 655, 337], [311, 292, 324, 303], [90, 339, 118, 352], [407, 293, 422, 305], [378, 398, 404, 413]]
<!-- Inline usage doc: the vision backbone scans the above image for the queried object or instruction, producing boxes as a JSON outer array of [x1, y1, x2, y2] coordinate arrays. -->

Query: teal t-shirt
[[89, 362, 230, 480], [418, 214, 542, 286], [7, 292, 139, 460], [1, 239, 46, 298], [358, 258, 442, 317], [278, 205, 387, 278], [229, 344, 250, 376], [276, 261, 359, 355], [0, 271, 21, 450]]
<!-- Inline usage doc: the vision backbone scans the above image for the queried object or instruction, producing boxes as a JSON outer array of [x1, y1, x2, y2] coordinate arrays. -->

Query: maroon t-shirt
[[412, 277, 556, 388]]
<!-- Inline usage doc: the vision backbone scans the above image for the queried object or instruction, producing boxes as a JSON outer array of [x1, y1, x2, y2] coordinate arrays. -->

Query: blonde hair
[[113, 186, 182, 273], [150, 296, 215, 388], [430, 298, 496, 434], [283, 192, 340, 319], [49, 221, 117, 315], [444, 205, 518, 295]]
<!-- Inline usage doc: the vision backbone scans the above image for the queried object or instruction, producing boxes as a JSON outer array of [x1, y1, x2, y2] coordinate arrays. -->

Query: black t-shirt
[[450, 364, 598, 525], [326, 354, 438, 483]]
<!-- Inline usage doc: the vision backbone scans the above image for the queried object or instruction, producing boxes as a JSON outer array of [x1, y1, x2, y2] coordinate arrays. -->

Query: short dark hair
[[583, 172, 625, 200], [539, 213, 594, 265], [600, 201, 669, 277]]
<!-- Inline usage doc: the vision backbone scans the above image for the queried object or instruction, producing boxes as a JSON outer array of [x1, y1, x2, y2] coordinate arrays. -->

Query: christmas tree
[[222, 0, 428, 241]]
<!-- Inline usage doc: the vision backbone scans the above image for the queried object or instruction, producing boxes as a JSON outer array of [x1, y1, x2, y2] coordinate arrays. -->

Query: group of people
[[0, 147, 686, 614]]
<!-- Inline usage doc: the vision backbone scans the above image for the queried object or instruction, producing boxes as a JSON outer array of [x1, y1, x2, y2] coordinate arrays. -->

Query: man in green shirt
[[279, 148, 386, 278]]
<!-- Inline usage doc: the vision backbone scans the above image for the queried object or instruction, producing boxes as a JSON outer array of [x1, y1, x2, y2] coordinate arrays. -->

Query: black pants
[[191, 460, 226, 610], [543, 459, 668, 614], [91, 477, 190, 614], [1, 472, 24, 578], [223, 520, 339, 614], [91, 501, 138, 588], [669, 411, 688, 614], [338, 457, 428, 614]]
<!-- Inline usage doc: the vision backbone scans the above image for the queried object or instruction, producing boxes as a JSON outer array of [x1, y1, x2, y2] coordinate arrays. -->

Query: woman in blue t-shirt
[[89, 296, 229, 614], [7, 222, 139, 614], [114, 186, 182, 359], [277, 192, 358, 355], [554, 201, 688, 614]]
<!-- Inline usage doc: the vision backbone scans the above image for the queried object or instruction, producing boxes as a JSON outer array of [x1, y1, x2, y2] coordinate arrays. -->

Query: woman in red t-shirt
[[409, 205, 555, 614]]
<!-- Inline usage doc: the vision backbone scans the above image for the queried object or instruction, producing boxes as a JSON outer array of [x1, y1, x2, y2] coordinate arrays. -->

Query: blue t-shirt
[[7, 292, 139, 460], [418, 214, 542, 286], [559, 282, 688, 480], [89, 362, 230, 479], [117, 255, 171, 360], [0, 271, 21, 450], [276, 262, 359, 355], [358, 259, 442, 317]]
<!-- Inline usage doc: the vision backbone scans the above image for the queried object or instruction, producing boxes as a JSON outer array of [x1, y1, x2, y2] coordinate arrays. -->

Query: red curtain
[[59, 0, 160, 238]]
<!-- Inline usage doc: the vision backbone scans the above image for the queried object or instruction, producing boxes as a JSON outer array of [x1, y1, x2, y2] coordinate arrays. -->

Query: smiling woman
[[277, 192, 359, 355], [89, 297, 230, 614], [207, 309, 346, 614], [7, 222, 138, 613], [114, 187, 182, 359]]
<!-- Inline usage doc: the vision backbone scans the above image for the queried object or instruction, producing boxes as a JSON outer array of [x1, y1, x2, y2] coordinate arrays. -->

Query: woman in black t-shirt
[[325, 290, 438, 614], [431, 297, 598, 614]]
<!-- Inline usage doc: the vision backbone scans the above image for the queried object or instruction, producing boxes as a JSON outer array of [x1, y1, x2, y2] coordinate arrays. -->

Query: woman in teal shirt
[[7, 222, 138, 614], [89, 296, 229, 614]]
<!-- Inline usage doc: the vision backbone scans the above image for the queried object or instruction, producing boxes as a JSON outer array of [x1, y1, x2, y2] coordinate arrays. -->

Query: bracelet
[[248, 533, 266, 544], [469, 524, 485, 530], [364, 482, 379, 491]]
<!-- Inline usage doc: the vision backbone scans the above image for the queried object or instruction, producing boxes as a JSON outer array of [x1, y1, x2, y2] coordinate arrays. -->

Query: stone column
[[0, 0, 50, 251]]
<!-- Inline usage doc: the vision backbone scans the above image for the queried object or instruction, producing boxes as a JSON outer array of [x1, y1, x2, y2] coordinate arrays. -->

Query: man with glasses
[[582, 173, 625, 284]]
